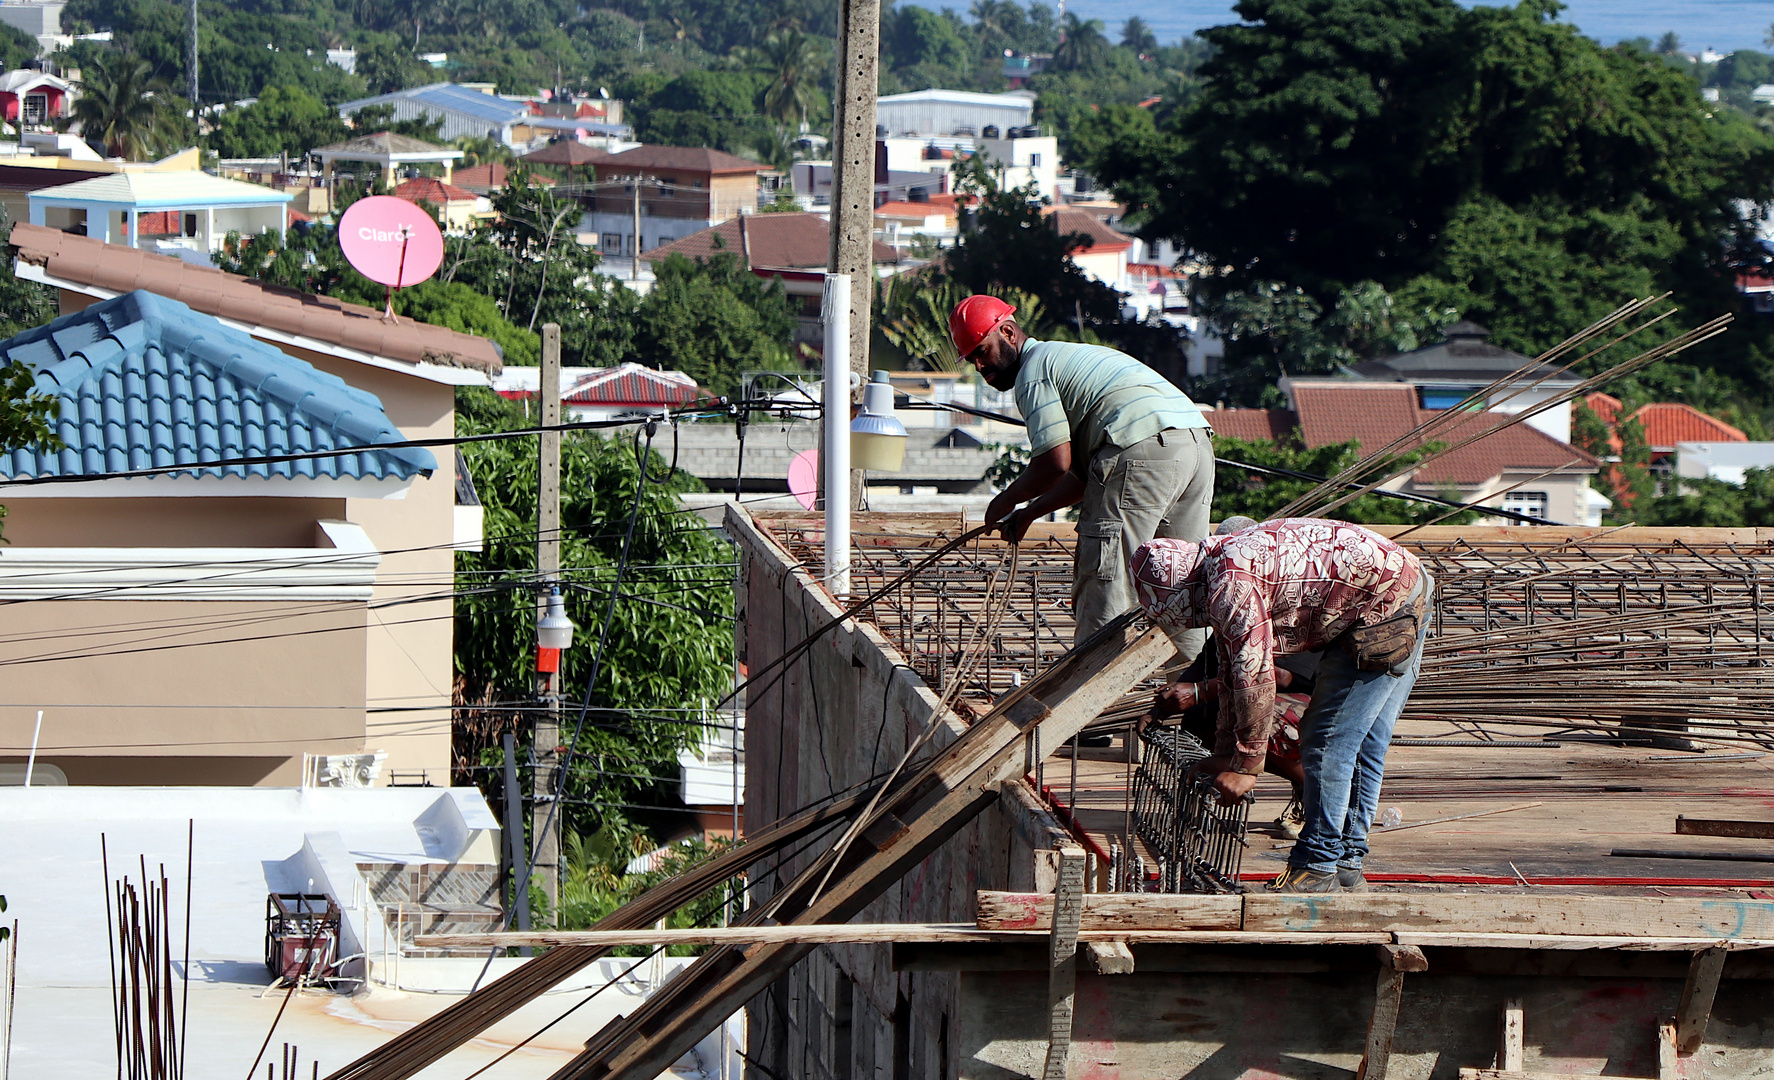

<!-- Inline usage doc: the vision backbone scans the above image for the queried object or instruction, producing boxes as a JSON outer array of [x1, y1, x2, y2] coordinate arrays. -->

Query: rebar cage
[[1129, 725, 1252, 893]]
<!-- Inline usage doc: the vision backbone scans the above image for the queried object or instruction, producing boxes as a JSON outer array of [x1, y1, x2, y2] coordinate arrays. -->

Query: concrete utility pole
[[187, 0, 198, 111], [828, 0, 881, 509], [534, 323, 563, 926]]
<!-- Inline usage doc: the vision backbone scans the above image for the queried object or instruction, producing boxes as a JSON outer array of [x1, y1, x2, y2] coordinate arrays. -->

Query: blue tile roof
[[0, 291, 438, 482], [339, 83, 529, 125]]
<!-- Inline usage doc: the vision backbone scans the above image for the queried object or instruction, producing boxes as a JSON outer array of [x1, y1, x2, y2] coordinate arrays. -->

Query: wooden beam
[[1460, 1072, 1657, 1080], [1043, 850, 1085, 1080], [1085, 941, 1135, 975], [1378, 944, 1430, 973], [1658, 1020, 1679, 1080], [1675, 946, 1728, 1053], [977, 891, 1242, 931], [1501, 997, 1525, 1072], [1356, 966, 1405, 1080], [1245, 893, 1774, 939], [1677, 816, 1774, 840], [1391, 932, 1769, 952], [415, 927, 1399, 949]]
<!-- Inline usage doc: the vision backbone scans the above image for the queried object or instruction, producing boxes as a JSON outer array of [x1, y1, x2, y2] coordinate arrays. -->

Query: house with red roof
[[492, 363, 704, 422], [450, 162, 553, 197], [391, 176, 493, 233], [1042, 206, 1134, 290], [579, 144, 763, 259], [1209, 379, 1609, 525], [1583, 392, 1747, 464]]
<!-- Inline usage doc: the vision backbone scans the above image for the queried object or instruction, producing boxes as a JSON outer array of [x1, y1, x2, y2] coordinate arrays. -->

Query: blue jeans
[[1288, 615, 1429, 874]]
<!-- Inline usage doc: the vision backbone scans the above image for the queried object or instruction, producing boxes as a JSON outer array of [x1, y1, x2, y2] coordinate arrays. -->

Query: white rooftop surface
[[29, 170, 295, 208], [0, 787, 734, 1079]]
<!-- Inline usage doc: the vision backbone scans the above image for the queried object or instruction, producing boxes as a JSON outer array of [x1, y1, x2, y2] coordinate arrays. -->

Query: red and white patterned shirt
[[1131, 519, 1423, 773]]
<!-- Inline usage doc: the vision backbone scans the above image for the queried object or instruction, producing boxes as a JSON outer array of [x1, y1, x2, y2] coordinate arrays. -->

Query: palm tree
[[1121, 16, 1157, 55], [71, 54, 178, 160], [758, 29, 822, 130], [1053, 14, 1108, 71], [970, 0, 1016, 46]]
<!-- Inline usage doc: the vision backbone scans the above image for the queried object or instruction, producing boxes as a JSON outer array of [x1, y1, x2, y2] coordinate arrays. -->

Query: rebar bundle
[[1129, 726, 1251, 893], [102, 835, 189, 1080]]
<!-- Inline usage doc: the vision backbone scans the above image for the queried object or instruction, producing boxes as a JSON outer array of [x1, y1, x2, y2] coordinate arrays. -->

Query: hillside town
[[0, 0, 1771, 1077]]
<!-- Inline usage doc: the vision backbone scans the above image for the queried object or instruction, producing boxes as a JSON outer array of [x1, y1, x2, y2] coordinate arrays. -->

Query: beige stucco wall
[[292, 348, 458, 786], [0, 496, 346, 547], [0, 598, 367, 785]]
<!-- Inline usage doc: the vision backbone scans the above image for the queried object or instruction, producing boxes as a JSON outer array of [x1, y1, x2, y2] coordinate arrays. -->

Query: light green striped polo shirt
[[1013, 339, 1208, 459]]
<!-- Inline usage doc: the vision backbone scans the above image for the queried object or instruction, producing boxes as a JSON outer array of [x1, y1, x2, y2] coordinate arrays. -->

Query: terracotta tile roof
[[593, 145, 761, 176], [1633, 402, 1747, 447], [1583, 392, 1622, 424], [1277, 380, 1598, 485], [1205, 407, 1296, 443], [393, 177, 482, 205], [562, 363, 704, 406], [1288, 381, 1421, 451], [1045, 207, 1133, 254], [9, 223, 501, 374], [645, 213, 899, 270], [874, 200, 953, 220], [453, 162, 552, 193]]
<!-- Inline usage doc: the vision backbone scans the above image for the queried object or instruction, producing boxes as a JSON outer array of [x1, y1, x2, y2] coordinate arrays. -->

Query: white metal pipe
[[823, 273, 852, 598]]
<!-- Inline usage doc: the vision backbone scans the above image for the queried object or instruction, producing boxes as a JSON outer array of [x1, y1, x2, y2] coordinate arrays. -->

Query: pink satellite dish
[[338, 196, 444, 289], [788, 449, 819, 511]]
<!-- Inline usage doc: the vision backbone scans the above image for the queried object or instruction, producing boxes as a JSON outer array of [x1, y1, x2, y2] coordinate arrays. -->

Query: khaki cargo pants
[[1073, 427, 1214, 660]]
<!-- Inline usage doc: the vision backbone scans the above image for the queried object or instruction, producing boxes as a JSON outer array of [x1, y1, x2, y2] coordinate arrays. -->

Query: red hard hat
[[949, 294, 1016, 357]]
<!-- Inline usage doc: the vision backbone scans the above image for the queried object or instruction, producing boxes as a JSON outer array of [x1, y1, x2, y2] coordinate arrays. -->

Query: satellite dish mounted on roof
[[337, 195, 445, 325]]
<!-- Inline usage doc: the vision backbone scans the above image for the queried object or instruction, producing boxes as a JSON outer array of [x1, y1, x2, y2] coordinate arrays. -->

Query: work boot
[[1261, 866, 1341, 893], [1336, 868, 1370, 892], [1274, 795, 1305, 840]]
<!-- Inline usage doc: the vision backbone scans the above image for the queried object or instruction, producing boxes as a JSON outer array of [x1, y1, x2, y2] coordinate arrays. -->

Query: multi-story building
[[575, 144, 762, 258]]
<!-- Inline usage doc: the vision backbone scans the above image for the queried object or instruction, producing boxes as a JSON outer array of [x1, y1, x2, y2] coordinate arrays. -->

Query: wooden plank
[[1658, 1020, 1678, 1080], [1391, 932, 1774, 952], [1676, 817, 1774, 840], [1377, 944, 1429, 972], [1085, 941, 1135, 975], [1043, 850, 1085, 1080], [1244, 893, 1774, 938], [1675, 946, 1727, 1053], [1460, 1072, 1656, 1080], [1356, 967, 1404, 1080], [976, 890, 1243, 931], [1500, 998, 1524, 1072], [415, 927, 1398, 949]]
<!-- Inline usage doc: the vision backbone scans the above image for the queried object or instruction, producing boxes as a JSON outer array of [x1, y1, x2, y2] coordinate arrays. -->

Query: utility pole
[[632, 177, 641, 285], [828, 0, 881, 510], [187, 0, 199, 113], [533, 323, 563, 927]]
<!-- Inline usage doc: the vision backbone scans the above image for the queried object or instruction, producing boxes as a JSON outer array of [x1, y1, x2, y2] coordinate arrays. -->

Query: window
[[1418, 386, 1483, 410], [600, 232, 622, 254], [1028, 153, 1041, 167], [1501, 490, 1550, 520]]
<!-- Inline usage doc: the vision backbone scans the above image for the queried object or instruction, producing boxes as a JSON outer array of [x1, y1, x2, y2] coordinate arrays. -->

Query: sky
[[906, 0, 1774, 56]]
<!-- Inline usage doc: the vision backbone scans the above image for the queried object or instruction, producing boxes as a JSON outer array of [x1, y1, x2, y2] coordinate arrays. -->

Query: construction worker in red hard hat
[[953, 294, 1215, 655]]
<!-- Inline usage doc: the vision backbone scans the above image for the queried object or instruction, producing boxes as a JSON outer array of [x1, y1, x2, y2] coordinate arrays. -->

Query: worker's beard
[[978, 342, 1021, 391]]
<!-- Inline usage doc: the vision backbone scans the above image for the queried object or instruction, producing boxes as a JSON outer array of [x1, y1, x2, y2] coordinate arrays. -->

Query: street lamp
[[850, 369, 907, 472], [535, 585, 575, 671]]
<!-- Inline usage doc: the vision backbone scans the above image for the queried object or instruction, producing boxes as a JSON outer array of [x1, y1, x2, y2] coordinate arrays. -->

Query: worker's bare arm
[[985, 443, 1075, 540]]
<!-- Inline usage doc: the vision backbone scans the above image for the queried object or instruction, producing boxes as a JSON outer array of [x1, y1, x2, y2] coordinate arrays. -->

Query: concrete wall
[[731, 505, 1063, 1080], [297, 348, 458, 785], [0, 597, 367, 785]]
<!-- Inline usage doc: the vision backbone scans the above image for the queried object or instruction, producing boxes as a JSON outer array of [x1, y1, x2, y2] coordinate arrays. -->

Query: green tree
[[1654, 31, 1682, 57], [453, 386, 735, 845], [757, 28, 822, 128], [1090, 0, 1774, 404], [71, 52, 186, 160], [630, 250, 796, 394], [1121, 16, 1157, 55], [1636, 469, 1774, 527], [356, 37, 434, 95], [206, 85, 348, 158], [1053, 13, 1108, 71]]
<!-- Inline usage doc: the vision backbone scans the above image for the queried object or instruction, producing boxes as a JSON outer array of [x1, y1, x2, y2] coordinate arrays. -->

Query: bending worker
[[953, 295, 1214, 650], [1130, 519, 1431, 894]]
